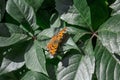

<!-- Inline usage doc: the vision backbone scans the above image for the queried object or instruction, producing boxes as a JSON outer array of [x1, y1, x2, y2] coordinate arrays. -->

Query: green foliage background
[[0, 0, 120, 80]]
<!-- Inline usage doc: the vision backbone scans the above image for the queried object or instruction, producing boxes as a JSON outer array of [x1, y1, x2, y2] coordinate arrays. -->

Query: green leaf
[[73, 0, 91, 27], [50, 13, 61, 28], [98, 15, 120, 55], [60, 5, 87, 27], [89, 0, 109, 30], [62, 37, 81, 53], [110, 0, 120, 16], [0, 58, 24, 76], [46, 62, 57, 80], [72, 29, 87, 43], [21, 71, 49, 80], [0, 0, 5, 22], [6, 0, 38, 30], [83, 39, 94, 55], [57, 40, 95, 80], [95, 40, 120, 80], [25, 40, 48, 75], [55, 0, 73, 15], [0, 41, 29, 75], [25, 0, 44, 11], [0, 34, 27, 47], [0, 23, 27, 47], [0, 23, 25, 34], [55, 0, 91, 27]]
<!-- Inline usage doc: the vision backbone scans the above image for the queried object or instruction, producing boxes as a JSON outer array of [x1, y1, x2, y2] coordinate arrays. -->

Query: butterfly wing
[[47, 27, 67, 56], [47, 35, 59, 55]]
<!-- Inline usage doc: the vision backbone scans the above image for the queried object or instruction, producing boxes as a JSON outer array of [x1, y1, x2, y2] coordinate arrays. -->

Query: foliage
[[0, 0, 120, 80]]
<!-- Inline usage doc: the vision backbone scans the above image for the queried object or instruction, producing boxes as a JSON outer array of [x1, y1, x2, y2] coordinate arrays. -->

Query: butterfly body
[[47, 27, 67, 56]]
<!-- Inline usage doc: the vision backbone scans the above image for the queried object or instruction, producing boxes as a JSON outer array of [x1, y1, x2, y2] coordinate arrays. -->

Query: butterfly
[[47, 27, 67, 56]]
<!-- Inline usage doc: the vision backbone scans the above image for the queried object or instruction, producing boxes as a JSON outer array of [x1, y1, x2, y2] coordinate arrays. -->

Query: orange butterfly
[[47, 27, 67, 56]]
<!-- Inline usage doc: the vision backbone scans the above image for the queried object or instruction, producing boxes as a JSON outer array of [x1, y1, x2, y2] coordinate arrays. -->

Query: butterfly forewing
[[47, 27, 67, 56]]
